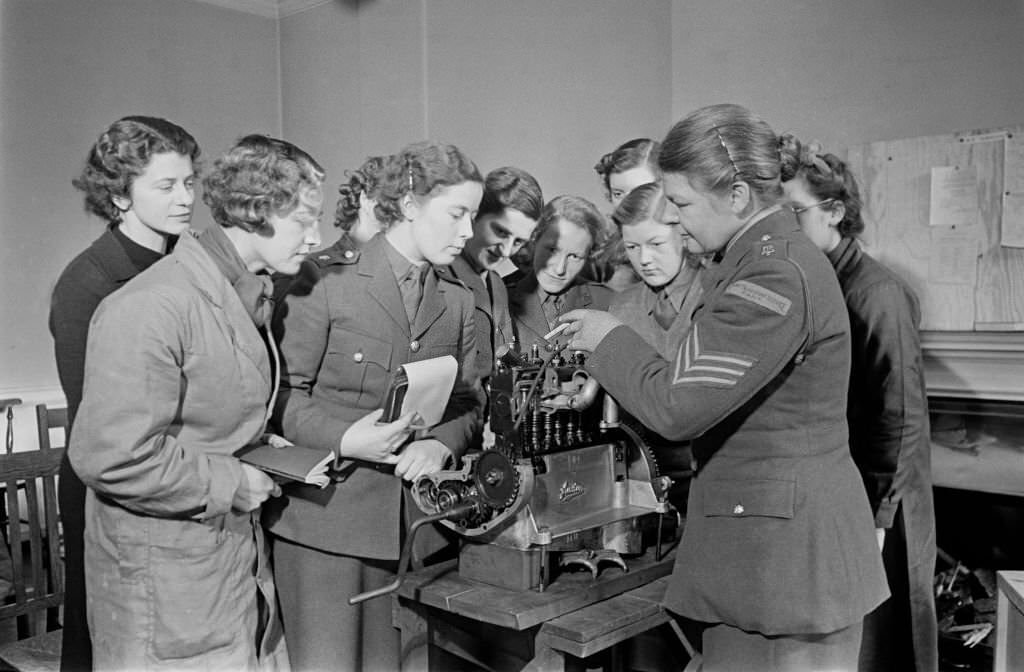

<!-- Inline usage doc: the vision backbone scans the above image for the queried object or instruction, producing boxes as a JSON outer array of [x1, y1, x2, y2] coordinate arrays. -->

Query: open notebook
[[236, 434, 332, 488]]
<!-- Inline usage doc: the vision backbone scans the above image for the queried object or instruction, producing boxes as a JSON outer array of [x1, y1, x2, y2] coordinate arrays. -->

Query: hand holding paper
[[381, 355, 459, 429], [340, 408, 419, 463]]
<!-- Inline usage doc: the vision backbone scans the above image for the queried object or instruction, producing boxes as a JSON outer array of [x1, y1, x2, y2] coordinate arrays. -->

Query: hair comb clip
[[711, 126, 739, 178]]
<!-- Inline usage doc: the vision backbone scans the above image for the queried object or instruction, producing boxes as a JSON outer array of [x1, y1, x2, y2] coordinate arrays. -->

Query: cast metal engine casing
[[411, 347, 672, 553]]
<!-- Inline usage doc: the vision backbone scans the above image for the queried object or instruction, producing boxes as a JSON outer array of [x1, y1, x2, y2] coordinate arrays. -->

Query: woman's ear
[[827, 201, 846, 229], [112, 195, 131, 213], [399, 193, 418, 222], [728, 180, 752, 215]]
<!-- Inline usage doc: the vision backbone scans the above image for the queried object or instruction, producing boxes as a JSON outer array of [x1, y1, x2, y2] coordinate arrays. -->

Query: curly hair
[[334, 155, 388, 230], [72, 116, 200, 225], [779, 133, 865, 238], [202, 134, 325, 235], [373, 141, 482, 228], [594, 138, 660, 198], [659, 104, 783, 202], [477, 166, 544, 221]]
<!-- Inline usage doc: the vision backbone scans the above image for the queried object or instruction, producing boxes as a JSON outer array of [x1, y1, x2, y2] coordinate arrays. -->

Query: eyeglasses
[[791, 198, 835, 215]]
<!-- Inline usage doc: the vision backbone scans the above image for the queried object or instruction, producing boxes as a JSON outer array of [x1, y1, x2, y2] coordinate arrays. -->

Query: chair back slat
[[0, 404, 68, 639]]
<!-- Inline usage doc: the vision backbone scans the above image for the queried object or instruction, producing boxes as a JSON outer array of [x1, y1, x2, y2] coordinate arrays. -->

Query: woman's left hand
[[393, 439, 453, 482], [559, 309, 624, 353]]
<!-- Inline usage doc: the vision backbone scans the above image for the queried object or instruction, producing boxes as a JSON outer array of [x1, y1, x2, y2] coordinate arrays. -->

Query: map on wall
[[846, 124, 1024, 331]]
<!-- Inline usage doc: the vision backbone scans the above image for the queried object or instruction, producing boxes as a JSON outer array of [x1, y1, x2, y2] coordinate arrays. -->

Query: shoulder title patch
[[724, 280, 792, 316]]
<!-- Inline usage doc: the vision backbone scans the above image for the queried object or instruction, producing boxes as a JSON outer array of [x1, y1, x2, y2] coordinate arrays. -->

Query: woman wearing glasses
[[781, 135, 937, 672], [559, 104, 888, 671]]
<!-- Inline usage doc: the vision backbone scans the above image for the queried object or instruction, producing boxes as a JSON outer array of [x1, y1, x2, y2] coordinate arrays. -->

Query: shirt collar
[[724, 204, 783, 253]]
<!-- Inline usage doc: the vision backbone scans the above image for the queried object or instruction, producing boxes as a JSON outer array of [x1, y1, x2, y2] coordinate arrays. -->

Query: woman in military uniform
[[561, 103, 889, 671], [268, 141, 484, 672], [781, 136, 937, 672], [508, 194, 613, 352]]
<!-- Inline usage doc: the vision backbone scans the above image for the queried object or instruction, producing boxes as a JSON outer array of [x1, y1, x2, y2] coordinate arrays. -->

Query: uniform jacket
[[68, 232, 286, 671], [267, 233, 481, 559], [50, 227, 165, 671], [829, 236, 937, 671], [445, 253, 514, 380], [508, 274, 613, 351], [607, 258, 704, 360], [587, 208, 889, 635]]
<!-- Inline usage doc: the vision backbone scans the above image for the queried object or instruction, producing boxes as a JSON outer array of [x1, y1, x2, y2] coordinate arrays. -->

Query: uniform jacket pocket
[[703, 477, 796, 519], [324, 327, 393, 407]]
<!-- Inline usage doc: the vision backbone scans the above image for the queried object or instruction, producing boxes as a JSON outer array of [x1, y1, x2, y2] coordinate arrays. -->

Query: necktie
[[652, 290, 678, 330], [400, 264, 423, 325], [544, 293, 565, 330]]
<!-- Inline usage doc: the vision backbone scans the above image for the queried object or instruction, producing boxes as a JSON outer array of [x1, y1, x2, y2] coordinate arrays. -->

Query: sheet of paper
[[1005, 133, 1024, 194], [929, 165, 978, 229], [400, 355, 458, 428], [1002, 193, 1024, 248], [928, 230, 978, 286]]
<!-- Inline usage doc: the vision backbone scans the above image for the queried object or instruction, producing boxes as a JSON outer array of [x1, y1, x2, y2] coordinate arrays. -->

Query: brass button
[[733, 504, 744, 515], [344, 250, 354, 259], [410, 340, 420, 353], [760, 234, 771, 241], [353, 351, 364, 363]]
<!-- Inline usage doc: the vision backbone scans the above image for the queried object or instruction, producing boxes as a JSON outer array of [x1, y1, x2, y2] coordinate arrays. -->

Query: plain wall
[[4, 0, 1024, 420], [280, 0, 673, 246], [670, 0, 1024, 152], [0, 0, 281, 404]]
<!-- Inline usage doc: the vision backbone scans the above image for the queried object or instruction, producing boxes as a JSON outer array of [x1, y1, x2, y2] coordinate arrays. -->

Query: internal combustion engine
[[410, 341, 675, 591]]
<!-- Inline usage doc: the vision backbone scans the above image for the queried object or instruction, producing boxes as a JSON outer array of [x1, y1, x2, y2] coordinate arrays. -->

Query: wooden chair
[[0, 404, 67, 671]]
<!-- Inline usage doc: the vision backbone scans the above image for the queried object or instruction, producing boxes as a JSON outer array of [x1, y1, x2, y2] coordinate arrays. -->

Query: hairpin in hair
[[712, 126, 739, 178], [406, 156, 414, 193]]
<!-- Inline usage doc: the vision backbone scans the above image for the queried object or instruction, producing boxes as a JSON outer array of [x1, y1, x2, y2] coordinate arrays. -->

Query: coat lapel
[[412, 269, 447, 340], [361, 237, 411, 337]]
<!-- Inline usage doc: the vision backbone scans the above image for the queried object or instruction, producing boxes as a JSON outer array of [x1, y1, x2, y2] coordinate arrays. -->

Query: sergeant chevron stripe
[[672, 324, 756, 387]]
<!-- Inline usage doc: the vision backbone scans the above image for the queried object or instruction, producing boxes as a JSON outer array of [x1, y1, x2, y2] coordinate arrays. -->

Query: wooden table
[[393, 546, 681, 671], [995, 570, 1024, 672]]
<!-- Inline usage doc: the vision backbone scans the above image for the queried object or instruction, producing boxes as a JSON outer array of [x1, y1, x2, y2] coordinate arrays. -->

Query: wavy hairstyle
[[202, 134, 325, 235], [659, 103, 783, 203], [779, 134, 864, 238], [593, 138, 660, 198], [73, 116, 200, 225], [334, 155, 388, 230], [477, 166, 544, 221], [374, 141, 482, 228]]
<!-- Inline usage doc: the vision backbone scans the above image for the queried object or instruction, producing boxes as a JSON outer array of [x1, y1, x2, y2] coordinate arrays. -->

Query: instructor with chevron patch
[[560, 103, 889, 672]]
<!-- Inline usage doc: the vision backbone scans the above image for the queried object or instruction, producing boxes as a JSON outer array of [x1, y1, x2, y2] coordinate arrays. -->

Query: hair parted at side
[[477, 166, 544, 222], [202, 134, 325, 235], [779, 133, 865, 238], [594, 138, 661, 194], [659, 103, 783, 201], [373, 141, 482, 228], [73, 116, 200, 225], [335, 155, 388, 230], [611, 182, 665, 231], [532, 194, 608, 256]]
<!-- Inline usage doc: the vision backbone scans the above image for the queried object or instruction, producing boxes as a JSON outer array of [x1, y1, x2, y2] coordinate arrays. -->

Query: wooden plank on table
[[399, 547, 676, 631]]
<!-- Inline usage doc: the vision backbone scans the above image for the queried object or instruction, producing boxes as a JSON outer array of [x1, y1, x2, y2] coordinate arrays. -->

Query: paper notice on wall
[[928, 230, 978, 286], [929, 165, 978, 229], [1004, 133, 1024, 194], [1001, 193, 1024, 248]]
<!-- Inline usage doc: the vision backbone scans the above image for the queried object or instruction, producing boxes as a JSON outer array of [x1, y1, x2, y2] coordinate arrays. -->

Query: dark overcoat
[[586, 208, 890, 635], [829, 237, 937, 672], [508, 274, 613, 352], [444, 253, 514, 380], [49, 228, 163, 672]]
